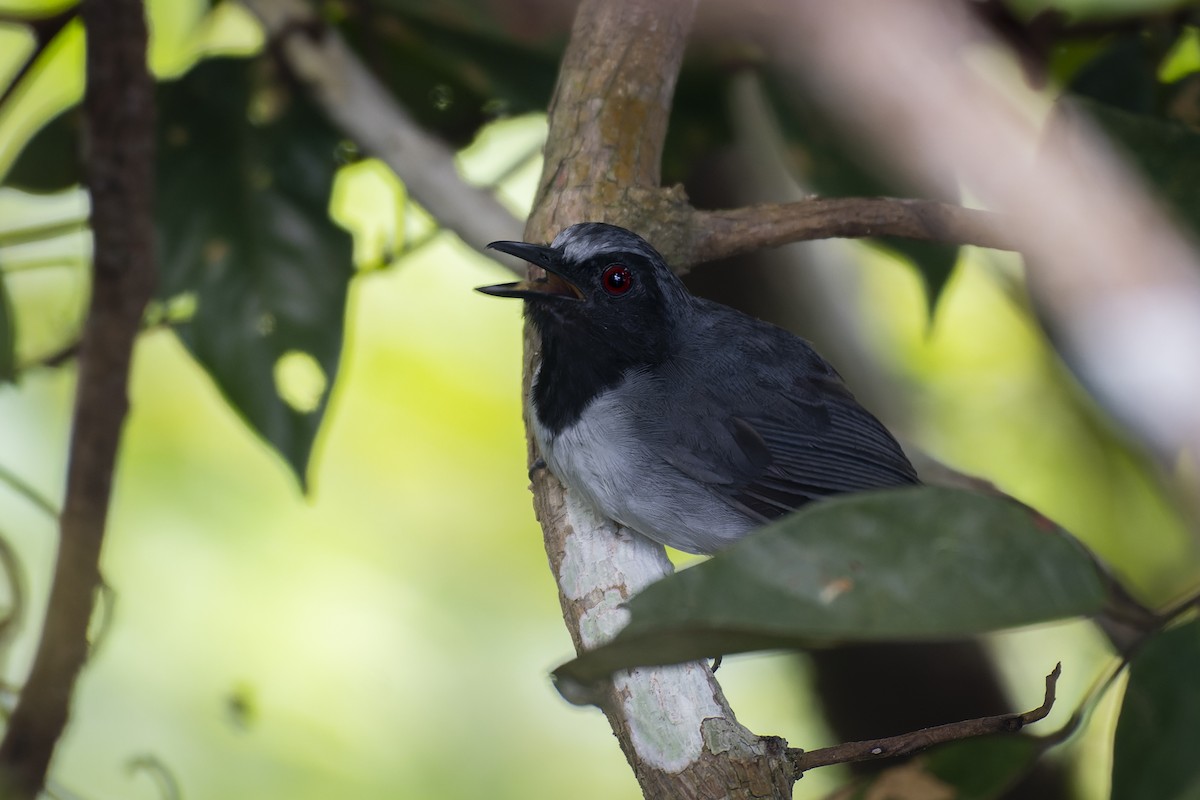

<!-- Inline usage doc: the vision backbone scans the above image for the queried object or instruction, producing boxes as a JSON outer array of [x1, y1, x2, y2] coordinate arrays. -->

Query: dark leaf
[[835, 736, 1043, 800], [338, 8, 559, 147], [1112, 618, 1200, 800], [555, 487, 1107, 686], [1075, 98, 1200, 239], [763, 74, 960, 309], [156, 56, 353, 488], [1, 107, 83, 193], [923, 735, 1045, 800], [0, 273, 14, 382], [1070, 34, 1165, 115]]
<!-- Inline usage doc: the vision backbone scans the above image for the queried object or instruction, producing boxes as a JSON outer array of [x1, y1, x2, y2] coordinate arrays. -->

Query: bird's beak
[[477, 240, 584, 301]]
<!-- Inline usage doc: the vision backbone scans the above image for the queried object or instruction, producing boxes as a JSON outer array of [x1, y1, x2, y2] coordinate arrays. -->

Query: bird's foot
[[528, 458, 547, 481]]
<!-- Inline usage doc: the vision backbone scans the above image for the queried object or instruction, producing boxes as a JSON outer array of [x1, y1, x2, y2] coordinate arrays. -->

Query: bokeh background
[[2, 0, 1199, 798]]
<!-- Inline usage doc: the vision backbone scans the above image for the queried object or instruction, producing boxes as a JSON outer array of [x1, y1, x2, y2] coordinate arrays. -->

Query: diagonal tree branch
[[240, 0, 1018, 283], [0, 0, 156, 796], [239, 0, 526, 269], [778, 0, 1200, 465]]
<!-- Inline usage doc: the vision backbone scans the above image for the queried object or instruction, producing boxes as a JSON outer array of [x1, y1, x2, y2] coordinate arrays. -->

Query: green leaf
[[1070, 35, 1164, 115], [0, 272, 14, 382], [764, 75, 960, 309], [156, 57, 353, 488], [1, 107, 84, 194], [555, 487, 1107, 686], [837, 736, 1044, 800], [1075, 98, 1200, 241], [338, 9, 558, 148], [923, 735, 1044, 800], [1112, 618, 1200, 800]]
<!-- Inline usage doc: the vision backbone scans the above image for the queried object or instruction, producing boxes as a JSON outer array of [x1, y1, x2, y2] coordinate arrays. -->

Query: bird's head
[[477, 222, 689, 364]]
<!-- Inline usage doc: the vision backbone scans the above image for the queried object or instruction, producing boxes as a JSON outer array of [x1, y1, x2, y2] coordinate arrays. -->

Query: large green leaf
[[763, 75, 961, 310], [1, 107, 83, 194], [555, 487, 1107, 686], [1112, 618, 1200, 800], [156, 57, 353, 488]]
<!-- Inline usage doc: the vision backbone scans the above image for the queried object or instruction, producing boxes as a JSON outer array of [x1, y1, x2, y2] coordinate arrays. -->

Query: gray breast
[[531, 369, 756, 555]]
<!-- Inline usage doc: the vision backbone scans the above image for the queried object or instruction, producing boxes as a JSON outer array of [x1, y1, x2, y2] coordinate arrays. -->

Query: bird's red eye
[[602, 264, 633, 296]]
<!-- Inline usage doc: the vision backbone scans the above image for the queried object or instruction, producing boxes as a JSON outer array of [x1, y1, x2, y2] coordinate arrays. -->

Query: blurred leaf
[[1112, 618, 1200, 800], [1075, 98, 1200, 237], [923, 735, 1044, 800], [0, 273, 13, 382], [1, 107, 83, 193], [763, 74, 960, 309], [1161, 27, 1200, 83], [555, 487, 1107, 686], [1070, 34, 1165, 114], [661, 59, 734, 186], [156, 56, 353, 488], [835, 736, 1042, 800], [338, 8, 559, 147]]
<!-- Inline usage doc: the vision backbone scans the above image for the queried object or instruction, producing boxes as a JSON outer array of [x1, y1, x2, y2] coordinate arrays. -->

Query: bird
[[477, 222, 919, 555]]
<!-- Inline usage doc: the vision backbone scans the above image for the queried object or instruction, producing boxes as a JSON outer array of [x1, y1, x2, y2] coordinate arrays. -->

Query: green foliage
[[2, 107, 82, 194], [337, 7, 559, 148], [1112, 618, 1200, 800], [1076, 100, 1200, 237], [0, 272, 14, 382], [923, 735, 1047, 800], [842, 736, 1046, 800], [155, 56, 353, 488], [0, 52, 352, 486], [555, 487, 1107, 686], [764, 74, 961, 309], [1067, 30, 1200, 240]]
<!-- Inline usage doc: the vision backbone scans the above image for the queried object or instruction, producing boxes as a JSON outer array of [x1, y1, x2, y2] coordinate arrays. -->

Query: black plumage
[[478, 222, 919, 554]]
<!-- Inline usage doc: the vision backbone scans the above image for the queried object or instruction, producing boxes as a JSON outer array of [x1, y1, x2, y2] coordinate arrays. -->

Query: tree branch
[[776, 0, 1200, 463], [238, 0, 525, 269], [0, 0, 155, 795], [791, 663, 1060, 773], [687, 197, 1016, 267], [522, 1, 796, 797]]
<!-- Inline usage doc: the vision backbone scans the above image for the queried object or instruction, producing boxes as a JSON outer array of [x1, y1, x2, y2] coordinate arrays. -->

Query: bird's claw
[[528, 458, 547, 481]]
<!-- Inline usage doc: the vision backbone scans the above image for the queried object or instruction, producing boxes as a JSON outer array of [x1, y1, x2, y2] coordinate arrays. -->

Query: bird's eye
[[601, 264, 633, 296]]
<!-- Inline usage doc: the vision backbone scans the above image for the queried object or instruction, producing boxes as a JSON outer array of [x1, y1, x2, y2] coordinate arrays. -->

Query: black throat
[[529, 305, 652, 435]]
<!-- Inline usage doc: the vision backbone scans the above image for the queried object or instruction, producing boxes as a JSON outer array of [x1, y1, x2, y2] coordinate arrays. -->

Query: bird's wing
[[660, 372, 919, 524]]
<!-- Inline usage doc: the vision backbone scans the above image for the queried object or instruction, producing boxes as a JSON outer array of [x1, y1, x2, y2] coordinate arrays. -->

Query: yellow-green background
[[1, 1, 1197, 797]]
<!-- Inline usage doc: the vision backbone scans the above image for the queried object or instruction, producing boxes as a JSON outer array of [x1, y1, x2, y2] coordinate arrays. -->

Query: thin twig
[[126, 754, 181, 800], [0, 464, 57, 519], [687, 197, 1015, 268], [790, 663, 1061, 773], [0, 533, 28, 664], [19, 339, 81, 371], [0, 219, 89, 249]]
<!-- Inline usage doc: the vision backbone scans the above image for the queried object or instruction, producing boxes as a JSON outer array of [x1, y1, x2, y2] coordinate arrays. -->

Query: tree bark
[[0, 0, 156, 796], [523, 1, 796, 797]]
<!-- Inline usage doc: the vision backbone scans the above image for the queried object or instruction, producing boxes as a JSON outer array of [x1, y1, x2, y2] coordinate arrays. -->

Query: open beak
[[476, 240, 584, 301]]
